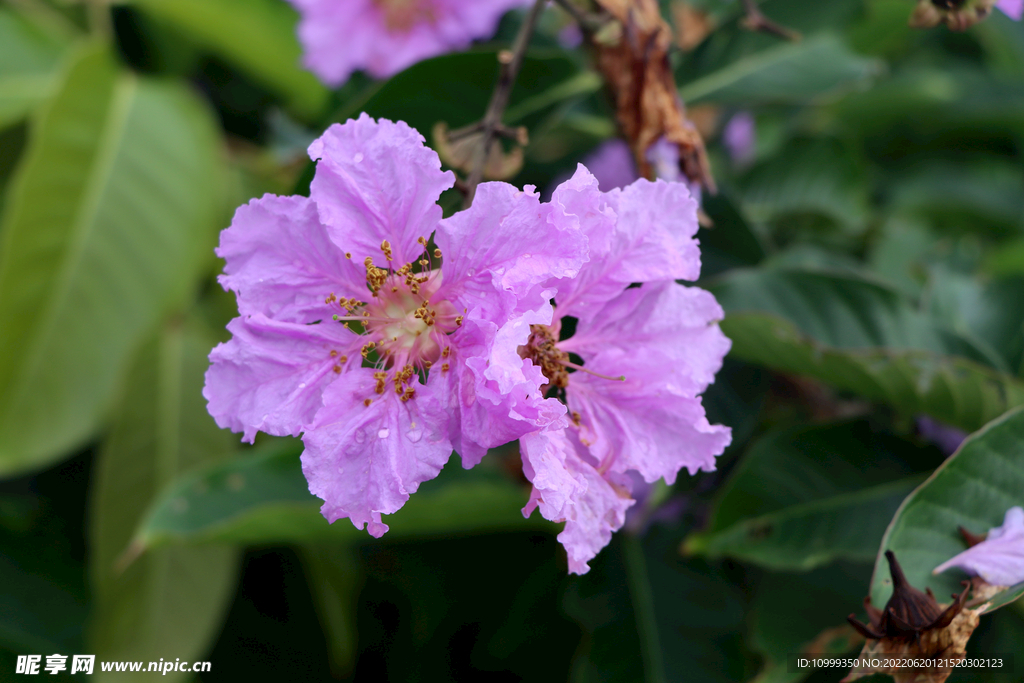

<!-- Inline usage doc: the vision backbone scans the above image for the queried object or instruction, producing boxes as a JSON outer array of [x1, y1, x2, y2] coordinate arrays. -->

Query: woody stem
[[463, 0, 547, 208], [740, 0, 801, 41]]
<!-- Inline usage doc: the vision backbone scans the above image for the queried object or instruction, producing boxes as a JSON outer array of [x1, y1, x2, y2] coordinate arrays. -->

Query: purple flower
[[579, 139, 638, 192], [287, 0, 529, 86], [205, 114, 584, 536], [998, 0, 1024, 19], [934, 507, 1024, 587], [723, 111, 756, 168], [917, 415, 967, 456], [518, 166, 732, 573]]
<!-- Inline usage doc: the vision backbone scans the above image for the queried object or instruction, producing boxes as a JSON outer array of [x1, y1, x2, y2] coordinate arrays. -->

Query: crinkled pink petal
[[550, 166, 702, 318], [563, 281, 731, 398], [568, 373, 731, 483], [287, 0, 528, 86], [204, 315, 360, 442], [216, 194, 366, 322], [436, 181, 586, 321], [520, 429, 586, 522], [309, 114, 454, 266], [997, 0, 1024, 20], [301, 368, 453, 537], [558, 457, 635, 574], [444, 315, 567, 467], [934, 507, 1024, 587]]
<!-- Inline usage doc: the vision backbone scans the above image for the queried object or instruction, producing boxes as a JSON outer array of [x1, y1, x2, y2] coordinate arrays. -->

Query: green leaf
[[871, 406, 1024, 612], [0, 7, 68, 129], [122, 0, 328, 120], [678, 34, 881, 105], [0, 43, 224, 476], [89, 317, 239, 677], [686, 421, 937, 570], [298, 545, 361, 679], [749, 563, 870, 683], [342, 48, 585, 139], [739, 138, 870, 234], [686, 478, 923, 571], [136, 441, 552, 548], [709, 267, 1024, 432]]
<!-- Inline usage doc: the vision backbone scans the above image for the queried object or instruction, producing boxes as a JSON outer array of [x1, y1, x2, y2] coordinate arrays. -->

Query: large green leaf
[[0, 43, 224, 476], [120, 0, 328, 119], [678, 34, 881, 105], [871, 406, 1024, 612], [708, 267, 1024, 432], [739, 138, 870, 234], [89, 317, 238, 680], [135, 441, 552, 548], [340, 48, 585, 139], [686, 421, 937, 570], [0, 8, 68, 129]]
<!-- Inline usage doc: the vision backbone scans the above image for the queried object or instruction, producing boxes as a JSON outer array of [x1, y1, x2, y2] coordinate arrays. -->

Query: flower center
[[519, 324, 570, 396], [518, 322, 626, 399], [371, 0, 437, 33], [326, 239, 462, 405]]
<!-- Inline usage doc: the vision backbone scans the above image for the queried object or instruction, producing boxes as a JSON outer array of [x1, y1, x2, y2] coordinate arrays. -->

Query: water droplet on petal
[[299, 382, 307, 389], [338, 467, 344, 474], [354, 429, 367, 444], [407, 423, 423, 443], [378, 428, 390, 439], [354, 152, 364, 163], [524, 253, 532, 258], [467, 268, 476, 277]]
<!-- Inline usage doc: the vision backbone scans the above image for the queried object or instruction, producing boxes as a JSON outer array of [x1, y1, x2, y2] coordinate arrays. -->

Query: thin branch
[[463, 0, 547, 208], [740, 0, 801, 41]]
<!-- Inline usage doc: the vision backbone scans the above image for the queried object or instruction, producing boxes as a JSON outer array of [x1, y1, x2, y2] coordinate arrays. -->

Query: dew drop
[[407, 423, 423, 443], [354, 429, 367, 444], [353, 152, 364, 163], [467, 268, 476, 276], [524, 253, 532, 258], [338, 467, 344, 474], [378, 428, 390, 439], [299, 382, 307, 389]]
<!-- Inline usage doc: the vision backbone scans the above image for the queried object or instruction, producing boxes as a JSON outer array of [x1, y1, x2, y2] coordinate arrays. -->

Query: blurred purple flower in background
[[578, 138, 637, 191], [997, 0, 1024, 19], [519, 166, 732, 573], [917, 415, 968, 456], [934, 507, 1024, 587], [723, 111, 756, 168], [287, 0, 528, 86], [205, 115, 584, 537]]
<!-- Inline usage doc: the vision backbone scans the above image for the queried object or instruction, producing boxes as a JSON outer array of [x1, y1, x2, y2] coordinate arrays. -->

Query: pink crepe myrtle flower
[[204, 114, 584, 536], [287, 0, 529, 86], [518, 166, 732, 573], [934, 507, 1024, 587], [998, 0, 1024, 19]]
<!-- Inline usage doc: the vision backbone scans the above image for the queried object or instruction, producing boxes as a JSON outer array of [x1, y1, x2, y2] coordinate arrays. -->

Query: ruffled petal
[[216, 194, 366, 322], [568, 374, 731, 484], [444, 315, 567, 467], [436, 181, 586, 322], [550, 166, 702, 318], [301, 368, 453, 536], [520, 429, 586, 523], [563, 281, 730, 397], [558, 457, 635, 574], [309, 114, 454, 267], [934, 507, 1024, 587], [204, 315, 361, 442]]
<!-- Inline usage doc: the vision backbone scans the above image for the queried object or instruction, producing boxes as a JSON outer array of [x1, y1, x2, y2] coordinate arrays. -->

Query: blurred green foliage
[[0, 0, 1022, 681]]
